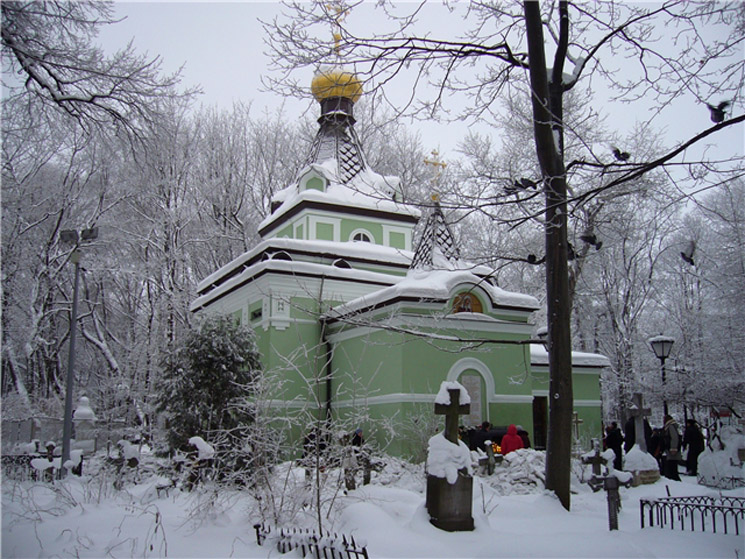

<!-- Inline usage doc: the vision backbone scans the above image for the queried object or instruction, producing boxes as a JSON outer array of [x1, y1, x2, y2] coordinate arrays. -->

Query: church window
[[332, 258, 352, 269], [316, 222, 335, 241], [299, 170, 327, 192], [452, 292, 483, 314], [350, 230, 372, 243], [272, 251, 292, 261], [389, 231, 405, 249]]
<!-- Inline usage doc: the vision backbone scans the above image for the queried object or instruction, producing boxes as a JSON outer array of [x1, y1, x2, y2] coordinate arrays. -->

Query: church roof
[[410, 199, 460, 270], [259, 66, 420, 237], [530, 344, 610, 368], [323, 267, 540, 322]]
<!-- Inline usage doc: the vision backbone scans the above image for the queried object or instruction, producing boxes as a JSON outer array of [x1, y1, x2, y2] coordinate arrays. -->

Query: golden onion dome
[[311, 67, 363, 103]]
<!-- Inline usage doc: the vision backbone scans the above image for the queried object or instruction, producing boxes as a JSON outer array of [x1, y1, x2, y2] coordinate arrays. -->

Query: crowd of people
[[603, 415, 706, 480], [460, 422, 531, 455]]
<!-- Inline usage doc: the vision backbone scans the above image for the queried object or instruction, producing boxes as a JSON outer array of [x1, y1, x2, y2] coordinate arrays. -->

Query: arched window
[[332, 258, 352, 269], [350, 230, 372, 243], [452, 292, 483, 314]]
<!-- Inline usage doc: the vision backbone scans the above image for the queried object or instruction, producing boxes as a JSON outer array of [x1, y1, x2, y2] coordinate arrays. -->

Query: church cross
[[424, 149, 447, 183], [435, 388, 470, 444], [326, 2, 349, 54], [629, 393, 651, 453]]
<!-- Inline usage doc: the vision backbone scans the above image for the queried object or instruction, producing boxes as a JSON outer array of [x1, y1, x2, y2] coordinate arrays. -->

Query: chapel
[[190, 65, 608, 458]]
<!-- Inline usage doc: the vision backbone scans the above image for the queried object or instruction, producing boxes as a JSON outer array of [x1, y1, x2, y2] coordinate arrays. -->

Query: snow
[[624, 445, 660, 472], [530, 343, 610, 367], [4, 448, 742, 558], [260, 165, 420, 233], [434, 380, 470, 405], [189, 435, 215, 460], [426, 431, 473, 483], [325, 268, 539, 320], [697, 427, 745, 488], [73, 396, 96, 421]]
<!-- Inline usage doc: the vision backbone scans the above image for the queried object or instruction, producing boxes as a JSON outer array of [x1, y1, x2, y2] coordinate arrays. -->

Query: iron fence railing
[[640, 495, 745, 535], [253, 522, 369, 559]]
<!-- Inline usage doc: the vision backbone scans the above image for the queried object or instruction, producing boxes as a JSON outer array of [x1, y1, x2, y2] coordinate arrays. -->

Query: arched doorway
[[447, 358, 494, 428]]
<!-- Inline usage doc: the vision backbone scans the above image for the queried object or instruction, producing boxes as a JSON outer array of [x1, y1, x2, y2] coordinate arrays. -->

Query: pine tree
[[157, 315, 261, 452]]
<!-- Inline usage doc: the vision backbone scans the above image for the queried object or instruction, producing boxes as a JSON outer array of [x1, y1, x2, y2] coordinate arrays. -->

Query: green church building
[[190, 66, 608, 458]]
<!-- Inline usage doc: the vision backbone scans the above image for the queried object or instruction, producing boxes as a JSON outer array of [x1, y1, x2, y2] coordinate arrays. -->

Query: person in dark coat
[[470, 421, 492, 452], [516, 425, 531, 449], [623, 416, 653, 453], [662, 415, 682, 481], [682, 419, 705, 476], [500, 424, 524, 455], [604, 422, 624, 470]]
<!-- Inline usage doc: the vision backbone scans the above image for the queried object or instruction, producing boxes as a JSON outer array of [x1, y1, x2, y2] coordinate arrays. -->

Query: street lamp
[[648, 335, 675, 416], [60, 227, 98, 477]]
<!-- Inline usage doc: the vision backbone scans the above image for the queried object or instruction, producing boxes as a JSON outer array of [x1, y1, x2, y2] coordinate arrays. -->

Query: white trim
[[490, 394, 534, 404], [326, 311, 534, 343], [532, 390, 550, 397], [575, 399, 602, 407], [447, 358, 496, 400], [335, 393, 435, 407], [293, 218, 307, 240]]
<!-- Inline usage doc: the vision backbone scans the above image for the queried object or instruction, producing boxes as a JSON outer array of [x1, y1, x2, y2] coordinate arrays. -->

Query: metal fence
[[253, 522, 369, 559], [640, 495, 745, 535]]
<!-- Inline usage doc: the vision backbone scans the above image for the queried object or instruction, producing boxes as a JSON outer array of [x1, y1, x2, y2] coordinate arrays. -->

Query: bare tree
[[1, 1, 195, 138]]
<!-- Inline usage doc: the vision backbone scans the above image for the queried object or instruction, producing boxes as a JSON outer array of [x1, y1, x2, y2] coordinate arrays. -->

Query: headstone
[[628, 393, 651, 452], [426, 385, 474, 532], [73, 396, 97, 453]]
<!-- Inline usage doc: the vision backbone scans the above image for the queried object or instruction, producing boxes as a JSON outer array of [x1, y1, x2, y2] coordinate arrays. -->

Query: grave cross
[[581, 438, 608, 476], [572, 411, 584, 454], [629, 393, 651, 452], [435, 388, 470, 444]]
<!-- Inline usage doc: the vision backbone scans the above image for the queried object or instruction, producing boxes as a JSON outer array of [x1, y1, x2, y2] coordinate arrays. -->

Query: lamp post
[[60, 227, 97, 477], [648, 335, 675, 416]]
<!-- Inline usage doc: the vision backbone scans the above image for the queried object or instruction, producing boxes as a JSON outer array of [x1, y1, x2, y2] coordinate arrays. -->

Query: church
[[189, 65, 608, 458]]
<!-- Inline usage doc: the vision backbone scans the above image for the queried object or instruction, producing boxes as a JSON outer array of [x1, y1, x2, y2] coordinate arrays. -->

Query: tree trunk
[[524, 0, 573, 510]]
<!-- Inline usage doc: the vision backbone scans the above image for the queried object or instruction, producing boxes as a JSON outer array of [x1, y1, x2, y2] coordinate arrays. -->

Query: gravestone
[[572, 411, 584, 457], [628, 393, 651, 452], [626, 393, 660, 485], [426, 385, 474, 532], [73, 396, 97, 453]]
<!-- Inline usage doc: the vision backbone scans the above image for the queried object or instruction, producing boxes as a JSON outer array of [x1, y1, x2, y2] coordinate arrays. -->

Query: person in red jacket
[[500, 424, 524, 455]]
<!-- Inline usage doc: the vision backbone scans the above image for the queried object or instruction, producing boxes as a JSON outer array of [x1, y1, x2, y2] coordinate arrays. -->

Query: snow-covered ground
[[2, 447, 743, 558]]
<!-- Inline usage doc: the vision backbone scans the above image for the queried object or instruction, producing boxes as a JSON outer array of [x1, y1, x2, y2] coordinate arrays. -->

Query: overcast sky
[[97, 2, 743, 172]]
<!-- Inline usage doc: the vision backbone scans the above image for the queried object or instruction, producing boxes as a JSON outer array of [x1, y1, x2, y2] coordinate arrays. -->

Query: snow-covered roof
[[191, 252, 407, 312], [259, 164, 420, 235], [324, 267, 539, 320], [530, 343, 610, 368], [196, 237, 413, 295]]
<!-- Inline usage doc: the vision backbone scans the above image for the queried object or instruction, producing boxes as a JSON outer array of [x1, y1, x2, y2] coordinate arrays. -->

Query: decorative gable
[[299, 168, 328, 193]]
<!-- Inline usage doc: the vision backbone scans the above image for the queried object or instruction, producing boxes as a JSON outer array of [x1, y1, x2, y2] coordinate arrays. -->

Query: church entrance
[[532, 396, 547, 450], [459, 372, 485, 427]]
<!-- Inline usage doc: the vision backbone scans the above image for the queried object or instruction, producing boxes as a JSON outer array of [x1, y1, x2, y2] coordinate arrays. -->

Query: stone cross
[[572, 411, 584, 454], [582, 438, 608, 476], [629, 393, 651, 452], [435, 388, 470, 445]]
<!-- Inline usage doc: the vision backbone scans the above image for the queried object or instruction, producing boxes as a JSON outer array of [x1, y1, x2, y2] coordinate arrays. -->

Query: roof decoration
[[410, 195, 461, 270], [305, 67, 367, 184]]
